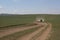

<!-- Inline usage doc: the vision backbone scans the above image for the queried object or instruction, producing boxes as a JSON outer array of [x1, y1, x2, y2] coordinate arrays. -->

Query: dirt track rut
[[16, 23, 52, 40], [0, 24, 40, 38], [35, 23, 52, 40], [16, 23, 48, 40], [0, 22, 52, 40]]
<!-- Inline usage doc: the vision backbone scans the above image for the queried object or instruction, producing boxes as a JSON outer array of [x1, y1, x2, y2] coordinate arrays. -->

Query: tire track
[[16, 23, 48, 40], [0, 22, 52, 40], [35, 23, 52, 40], [0, 24, 40, 38]]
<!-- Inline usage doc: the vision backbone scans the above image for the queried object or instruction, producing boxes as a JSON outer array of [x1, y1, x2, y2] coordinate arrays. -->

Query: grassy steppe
[[0, 15, 36, 27], [0, 14, 60, 40]]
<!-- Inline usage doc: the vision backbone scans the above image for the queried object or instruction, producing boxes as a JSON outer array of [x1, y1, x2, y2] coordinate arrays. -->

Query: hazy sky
[[0, 0, 60, 14]]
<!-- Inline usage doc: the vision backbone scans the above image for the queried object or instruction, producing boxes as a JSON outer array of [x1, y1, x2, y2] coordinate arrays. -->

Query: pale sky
[[0, 0, 60, 14]]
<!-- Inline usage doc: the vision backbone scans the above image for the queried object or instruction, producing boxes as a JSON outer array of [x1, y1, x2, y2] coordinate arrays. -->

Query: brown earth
[[16, 23, 48, 40], [0, 22, 52, 40], [35, 23, 52, 40], [0, 23, 43, 38]]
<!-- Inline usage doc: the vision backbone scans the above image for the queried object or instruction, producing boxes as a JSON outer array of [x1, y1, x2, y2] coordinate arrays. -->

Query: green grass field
[[0, 15, 36, 27], [0, 14, 60, 40]]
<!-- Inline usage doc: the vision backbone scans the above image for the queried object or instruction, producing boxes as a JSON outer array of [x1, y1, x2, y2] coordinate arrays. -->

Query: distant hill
[[0, 13, 18, 16]]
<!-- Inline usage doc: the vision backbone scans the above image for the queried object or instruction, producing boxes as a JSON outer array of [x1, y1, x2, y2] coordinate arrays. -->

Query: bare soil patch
[[35, 23, 52, 40], [16, 23, 47, 40], [0, 24, 40, 38]]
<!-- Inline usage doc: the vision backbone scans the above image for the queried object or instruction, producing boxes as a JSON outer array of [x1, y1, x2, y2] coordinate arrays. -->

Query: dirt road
[[0, 22, 52, 40], [35, 23, 52, 40], [16, 23, 48, 40], [15, 23, 52, 40], [0, 24, 41, 38]]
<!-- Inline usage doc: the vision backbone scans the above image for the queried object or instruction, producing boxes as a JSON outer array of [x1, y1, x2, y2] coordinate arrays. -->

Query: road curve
[[16, 23, 48, 40], [0, 22, 52, 40]]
